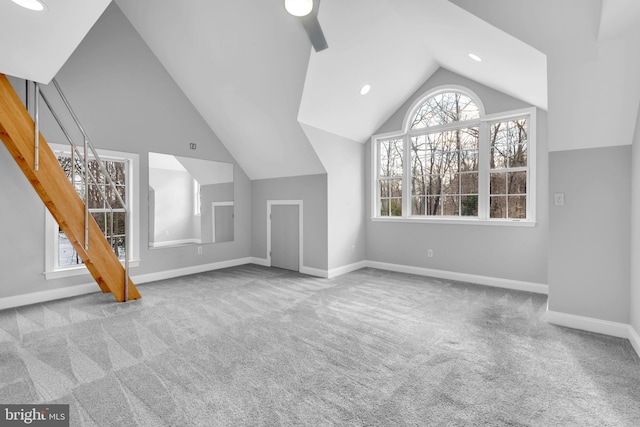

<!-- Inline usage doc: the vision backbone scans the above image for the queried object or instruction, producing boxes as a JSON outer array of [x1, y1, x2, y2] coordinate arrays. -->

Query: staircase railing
[[26, 79, 132, 301]]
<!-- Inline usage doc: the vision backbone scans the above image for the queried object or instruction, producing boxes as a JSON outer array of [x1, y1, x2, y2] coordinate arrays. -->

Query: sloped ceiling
[[114, 0, 326, 181], [299, 0, 547, 143], [0, 0, 111, 83], [1, 0, 548, 180], [115, 0, 547, 179]]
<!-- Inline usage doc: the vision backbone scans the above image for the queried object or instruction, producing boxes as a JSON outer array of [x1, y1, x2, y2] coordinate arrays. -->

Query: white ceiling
[[0, 0, 110, 83], [299, 0, 547, 143], [599, 0, 640, 40], [11, 0, 640, 179]]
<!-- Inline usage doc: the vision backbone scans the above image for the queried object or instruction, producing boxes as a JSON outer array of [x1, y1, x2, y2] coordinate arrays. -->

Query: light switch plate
[[553, 193, 565, 206]]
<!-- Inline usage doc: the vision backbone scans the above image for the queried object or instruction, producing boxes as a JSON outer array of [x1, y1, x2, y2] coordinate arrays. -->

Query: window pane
[[379, 138, 403, 177], [427, 175, 442, 196], [426, 196, 441, 216], [379, 180, 389, 198], [490, 196, 507, 218], [508, 196, 527, 219], [389, 179, 402, 197], [508, 171, 527, 195], [460, 150, 478, 172], [490, 172, 507, 195], [412, 176, 426, 196], [58, 229, 83, 267], [443, 196, 459, 216], [510, 144, 528, 167], [410, 92, 480, 129], [460, 172, 478, 194], [460, 195, 478, 216], [490, 122, 507, 168], [389, 198, 402, 216], [380, 199, 390, 216], [412, 196, 425, 215]]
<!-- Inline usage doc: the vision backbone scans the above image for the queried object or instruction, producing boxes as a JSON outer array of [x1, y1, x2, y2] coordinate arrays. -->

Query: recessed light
[[11, 0, 46, 11], [468, 53, 482, 62], [360, 84, 371, 95]]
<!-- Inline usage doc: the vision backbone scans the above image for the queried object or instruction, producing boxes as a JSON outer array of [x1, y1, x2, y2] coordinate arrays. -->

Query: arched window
[[409, 90, 481, 130], [373, 86, 535, 223]]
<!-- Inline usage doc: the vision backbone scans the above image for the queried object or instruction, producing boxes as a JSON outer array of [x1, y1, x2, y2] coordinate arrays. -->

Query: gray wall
[[0, 3, 251, 299], [549, 146, 631, 323], [200, 182, 234, 244], [630, 106, 640, 333], [366, 68, 549, 284], [304, 124, 366, 271], [251, 174, 328, 271]]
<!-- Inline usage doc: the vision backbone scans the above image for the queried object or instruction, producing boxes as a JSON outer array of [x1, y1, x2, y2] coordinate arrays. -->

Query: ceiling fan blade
[[300, 3, 328, 52]]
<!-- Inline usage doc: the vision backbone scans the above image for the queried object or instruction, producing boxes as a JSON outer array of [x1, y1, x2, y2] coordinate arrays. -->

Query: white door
[[270, 205, 299, 271]]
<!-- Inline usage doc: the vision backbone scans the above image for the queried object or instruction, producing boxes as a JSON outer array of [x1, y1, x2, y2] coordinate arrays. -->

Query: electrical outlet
[[427, 249, 433, 258], [197, 246, 203, 255], [351, 245, 355, 253]]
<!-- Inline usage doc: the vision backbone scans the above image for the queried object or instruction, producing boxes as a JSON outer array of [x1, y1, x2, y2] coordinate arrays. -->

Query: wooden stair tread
[[0, 74, 140, 302]]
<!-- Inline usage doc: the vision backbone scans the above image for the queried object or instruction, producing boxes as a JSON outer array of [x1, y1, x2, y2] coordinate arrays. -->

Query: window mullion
[[403, 134, 411, 218], [478, 121, 489, 220]]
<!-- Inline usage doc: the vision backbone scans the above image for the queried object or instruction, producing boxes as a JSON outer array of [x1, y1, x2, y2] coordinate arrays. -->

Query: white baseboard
[[133, 257, 253, 284], [365, 260, 548, 294], [328, 261, 368, 279], [544, 309, 630, 339], [0, 257, 254, 310], [0, 283, 99, 311], [249, 257, 270, 267], [299, 266, 328, 278], [628, 325, 640, 358]]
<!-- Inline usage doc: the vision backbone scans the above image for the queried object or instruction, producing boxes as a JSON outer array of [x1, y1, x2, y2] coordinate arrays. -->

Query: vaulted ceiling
[[1, 0, 639, 178]]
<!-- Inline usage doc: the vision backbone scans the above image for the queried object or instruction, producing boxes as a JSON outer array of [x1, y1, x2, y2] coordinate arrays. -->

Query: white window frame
[[44, 144, 141, 280], [371, 86, 536, 227]]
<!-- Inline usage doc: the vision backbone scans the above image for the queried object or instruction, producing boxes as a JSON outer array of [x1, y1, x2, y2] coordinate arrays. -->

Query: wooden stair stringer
[[0, 74, 140, 302]]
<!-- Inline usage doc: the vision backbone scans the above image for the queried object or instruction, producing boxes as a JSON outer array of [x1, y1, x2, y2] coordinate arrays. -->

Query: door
[[270, 205, 299, 271], [213, 204, 234, 243]]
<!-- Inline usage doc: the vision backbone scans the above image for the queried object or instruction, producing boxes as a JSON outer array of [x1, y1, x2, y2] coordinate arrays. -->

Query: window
[[372, 86, 535, 225], [45, 144, 140, 279]]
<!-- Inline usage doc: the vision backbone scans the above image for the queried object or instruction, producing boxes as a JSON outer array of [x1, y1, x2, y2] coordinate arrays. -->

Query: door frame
[[267, 200, 303, 270], [211, 201, 234, 243]]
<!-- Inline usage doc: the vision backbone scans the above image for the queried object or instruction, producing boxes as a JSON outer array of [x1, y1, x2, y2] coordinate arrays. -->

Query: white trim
[[300, 266, 328, 278], [365, 260, 548, 294], [328, 261, 368, 278], [267, 200, 304, 272], [250, 257, 270, 267], [370, 216, 536, 227], [402, 84, 486, 133], [629, 325, 640, 358], [44, 144, 141, 279], [150, 239, 201, 248], [133, 257, 252, 284], [0, 257, 255, 310], [44, 260, 141, 280], [0, 283, 99, 311], [544, 309, 630, 339], [211, 201, 234, 243]]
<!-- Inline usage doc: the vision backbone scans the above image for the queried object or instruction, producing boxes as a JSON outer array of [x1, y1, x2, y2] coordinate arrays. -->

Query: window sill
[[370, 216, 536, 227], [44, 259, 140, 280]]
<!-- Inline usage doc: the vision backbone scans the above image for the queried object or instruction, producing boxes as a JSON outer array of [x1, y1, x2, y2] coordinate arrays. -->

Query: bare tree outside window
[[378, 138, 403, 216], [56, 154, 127, 266], [489, 119, 528, 219], [409, 91, 480, 217], [373, 87, 533, 222]]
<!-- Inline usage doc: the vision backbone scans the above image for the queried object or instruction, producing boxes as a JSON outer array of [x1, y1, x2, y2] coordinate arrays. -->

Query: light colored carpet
[[0, 265, 639, 426]]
